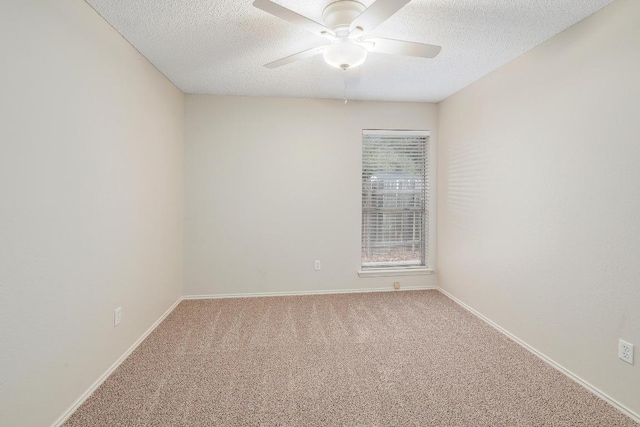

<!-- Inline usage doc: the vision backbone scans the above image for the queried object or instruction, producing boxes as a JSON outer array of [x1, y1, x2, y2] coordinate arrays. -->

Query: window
[[361, 130, 429, 271]]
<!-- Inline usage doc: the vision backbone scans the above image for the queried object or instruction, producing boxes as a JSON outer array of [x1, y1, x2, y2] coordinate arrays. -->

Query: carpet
[[64, 290, 637, 426]]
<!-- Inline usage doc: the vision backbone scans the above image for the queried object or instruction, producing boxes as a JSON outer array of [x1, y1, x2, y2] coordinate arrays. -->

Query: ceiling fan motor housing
[[322, 0, 366, 35]]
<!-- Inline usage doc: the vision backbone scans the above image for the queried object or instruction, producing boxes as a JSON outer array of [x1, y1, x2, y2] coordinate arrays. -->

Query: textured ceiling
[[85, 0, 614, 102]]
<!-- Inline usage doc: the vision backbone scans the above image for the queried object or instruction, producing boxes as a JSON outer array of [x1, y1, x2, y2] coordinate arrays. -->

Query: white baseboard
[[51, 297, 183, 427], [183, 285, 436, 300], [437, 287, 640, 424]]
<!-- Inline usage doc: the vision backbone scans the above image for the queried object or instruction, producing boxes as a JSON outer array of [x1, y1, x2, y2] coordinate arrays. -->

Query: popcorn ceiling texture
[[64, 291, 637, 426], [84, 0, 614, 102]]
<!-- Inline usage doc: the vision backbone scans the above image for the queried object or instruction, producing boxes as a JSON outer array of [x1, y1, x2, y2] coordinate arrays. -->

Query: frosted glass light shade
[[323, 41, 368, 70]]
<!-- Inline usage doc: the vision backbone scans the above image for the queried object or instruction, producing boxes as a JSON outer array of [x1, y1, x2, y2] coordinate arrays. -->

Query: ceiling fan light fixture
[[323, 40, 368, 70]]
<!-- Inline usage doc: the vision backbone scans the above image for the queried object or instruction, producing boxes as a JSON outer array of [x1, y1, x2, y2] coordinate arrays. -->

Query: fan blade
[[264, 46, 328, 68], [350, 0, 411, 33], [365, 38, 441, 58], [253, 0, 335, 39]]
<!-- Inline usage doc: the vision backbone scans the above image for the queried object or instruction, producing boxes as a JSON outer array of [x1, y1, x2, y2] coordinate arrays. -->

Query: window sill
[[357, 268, 435, 278]]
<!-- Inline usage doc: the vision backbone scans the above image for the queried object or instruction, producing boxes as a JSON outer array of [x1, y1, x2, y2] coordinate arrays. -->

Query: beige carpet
[[65, 290, 637, 426]]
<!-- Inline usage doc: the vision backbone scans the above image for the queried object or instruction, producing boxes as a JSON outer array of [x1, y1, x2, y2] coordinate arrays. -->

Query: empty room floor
[[64, 290, 637, 426]]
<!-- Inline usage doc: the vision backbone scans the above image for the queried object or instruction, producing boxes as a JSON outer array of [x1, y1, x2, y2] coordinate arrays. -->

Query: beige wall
[[437, 0, 640, 416], [0, 1, 184, 426], [184, 96, 437, 296]]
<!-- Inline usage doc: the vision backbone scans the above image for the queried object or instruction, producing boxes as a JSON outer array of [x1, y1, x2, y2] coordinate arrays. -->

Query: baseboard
[[437, 287, 640, 424], [51, 296, 183, 427], [183, 285, 436, 300]]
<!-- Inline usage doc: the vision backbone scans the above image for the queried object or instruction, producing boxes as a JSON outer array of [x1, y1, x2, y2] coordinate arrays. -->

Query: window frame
[[358, 129, 435, 278]]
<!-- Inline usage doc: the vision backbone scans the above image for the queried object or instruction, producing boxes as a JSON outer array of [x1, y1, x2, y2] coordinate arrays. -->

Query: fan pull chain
[[343, 69, 348, 104]]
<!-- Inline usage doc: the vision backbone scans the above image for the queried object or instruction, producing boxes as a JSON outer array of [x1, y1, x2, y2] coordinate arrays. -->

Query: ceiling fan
[[253, 0, 442, 70]]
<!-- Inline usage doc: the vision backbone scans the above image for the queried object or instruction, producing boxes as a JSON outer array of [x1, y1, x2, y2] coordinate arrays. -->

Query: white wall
[[184, 96, 437, 296], [437, 0, 640, 416], [0, 1, 184, 426]]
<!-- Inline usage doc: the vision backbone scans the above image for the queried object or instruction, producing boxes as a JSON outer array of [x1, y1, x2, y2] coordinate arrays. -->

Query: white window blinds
[[361, 130, 429, 269]]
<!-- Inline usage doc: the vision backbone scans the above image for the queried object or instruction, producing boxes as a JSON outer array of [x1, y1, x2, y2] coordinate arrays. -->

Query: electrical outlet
[[314, 260, 321, 271], [618, 339, 634, 365], [393, 282, 400, 290], [114, 307, 122, 327]]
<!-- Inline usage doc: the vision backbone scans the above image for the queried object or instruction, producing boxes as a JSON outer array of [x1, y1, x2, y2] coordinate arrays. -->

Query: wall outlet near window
[[314, 260, 321, 271], [114, 307, 122, 327], [618, 339, 634, 364], [393, 282, 400, 290]]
